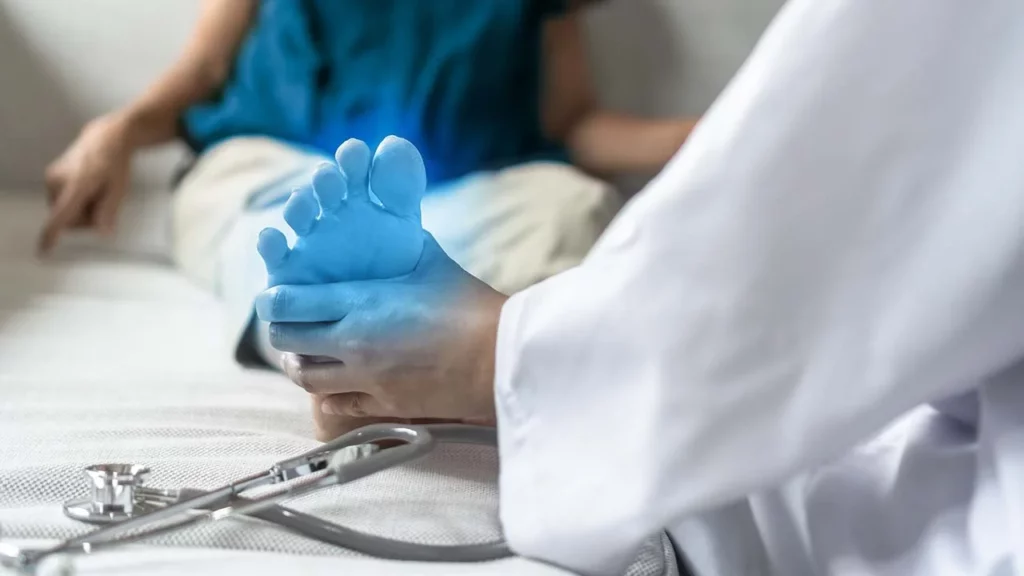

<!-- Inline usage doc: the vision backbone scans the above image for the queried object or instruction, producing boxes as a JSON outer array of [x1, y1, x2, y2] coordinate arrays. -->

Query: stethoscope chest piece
[[62, 464, 156, 525]]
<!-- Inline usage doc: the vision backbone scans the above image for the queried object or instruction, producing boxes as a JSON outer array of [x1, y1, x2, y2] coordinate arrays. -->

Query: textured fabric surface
[[0, 192, 676, 575]]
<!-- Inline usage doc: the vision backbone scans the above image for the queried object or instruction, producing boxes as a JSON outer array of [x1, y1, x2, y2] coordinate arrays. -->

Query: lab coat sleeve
[[494, 0, 1024, 573]]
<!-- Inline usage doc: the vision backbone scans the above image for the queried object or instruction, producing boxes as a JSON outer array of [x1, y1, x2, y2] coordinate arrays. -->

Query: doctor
[[256, 0, 1024, 574]]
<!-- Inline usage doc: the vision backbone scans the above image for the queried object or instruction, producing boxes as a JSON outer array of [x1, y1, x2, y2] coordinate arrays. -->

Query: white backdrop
[[0, 0, 786, 190]]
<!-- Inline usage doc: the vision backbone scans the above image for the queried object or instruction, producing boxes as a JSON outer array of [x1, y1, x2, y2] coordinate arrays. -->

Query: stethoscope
[[0, 424, 511, 573]]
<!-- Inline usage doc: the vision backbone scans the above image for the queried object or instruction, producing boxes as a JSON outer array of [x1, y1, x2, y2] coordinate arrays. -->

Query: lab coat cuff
[[493, 290, 543, 553], [494, 290, 531, 445]]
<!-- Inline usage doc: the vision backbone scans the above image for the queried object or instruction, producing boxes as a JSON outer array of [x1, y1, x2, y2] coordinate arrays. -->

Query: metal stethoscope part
[[0, 424, 511, 573]]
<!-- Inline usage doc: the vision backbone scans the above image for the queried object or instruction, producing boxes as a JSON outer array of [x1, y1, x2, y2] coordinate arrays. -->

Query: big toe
[[335, 139, 372, 201], [370, 136, 426, 219]]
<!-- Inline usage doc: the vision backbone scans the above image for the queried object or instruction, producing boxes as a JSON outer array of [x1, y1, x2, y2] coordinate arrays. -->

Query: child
[[41, 0, 697, 438]]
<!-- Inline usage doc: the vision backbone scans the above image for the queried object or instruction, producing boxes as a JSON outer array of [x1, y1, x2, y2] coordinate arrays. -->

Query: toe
[[257, 228, 290, 271], [370, 136, 426, 219], [311, 162, 347, 212], [335, 139, 371, 202], [283, 186, 320, 236]]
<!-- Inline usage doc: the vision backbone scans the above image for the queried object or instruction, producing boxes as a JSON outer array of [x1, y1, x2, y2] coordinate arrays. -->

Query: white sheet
[[0, 191, 677, 576]]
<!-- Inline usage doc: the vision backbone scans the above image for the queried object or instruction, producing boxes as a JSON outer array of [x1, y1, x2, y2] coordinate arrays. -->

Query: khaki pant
[[171, 136, 621, 361]]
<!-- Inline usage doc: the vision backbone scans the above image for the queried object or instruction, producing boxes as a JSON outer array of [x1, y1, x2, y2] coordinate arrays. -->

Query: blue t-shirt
[[182, 0, 570, 185]]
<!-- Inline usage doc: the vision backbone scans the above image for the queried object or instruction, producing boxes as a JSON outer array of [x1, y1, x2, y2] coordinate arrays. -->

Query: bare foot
[[311, 394, 490, 441], [257, 137, 427, 286], [310, 394, 400, 442]]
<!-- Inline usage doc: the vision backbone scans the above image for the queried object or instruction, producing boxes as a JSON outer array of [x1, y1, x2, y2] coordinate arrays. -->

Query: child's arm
[[541, 10, 699, 176], [39, 0, 258, 252]]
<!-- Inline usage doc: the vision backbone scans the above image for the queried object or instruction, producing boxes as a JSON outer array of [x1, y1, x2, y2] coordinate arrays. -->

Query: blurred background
[[0, 0, 785, 193], [0, 3, 788, 571]]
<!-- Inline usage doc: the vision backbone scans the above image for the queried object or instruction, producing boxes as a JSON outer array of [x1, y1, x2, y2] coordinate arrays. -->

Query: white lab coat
[[493, 0, 1024, 574]]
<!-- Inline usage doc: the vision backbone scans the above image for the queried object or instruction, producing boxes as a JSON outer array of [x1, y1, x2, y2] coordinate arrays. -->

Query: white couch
[[0, 1, 786, 574]]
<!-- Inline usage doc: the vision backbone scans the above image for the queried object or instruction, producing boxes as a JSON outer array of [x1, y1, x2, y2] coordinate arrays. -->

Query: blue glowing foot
[[257, 137, 427, 286]]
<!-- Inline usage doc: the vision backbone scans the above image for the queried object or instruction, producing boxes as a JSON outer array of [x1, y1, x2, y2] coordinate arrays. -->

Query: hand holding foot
[[257, 235, 506, 423], [255, 136, 439, 437]]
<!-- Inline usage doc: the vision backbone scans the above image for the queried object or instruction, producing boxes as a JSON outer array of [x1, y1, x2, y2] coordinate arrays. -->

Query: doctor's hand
[[256, 235, 506, 422]]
